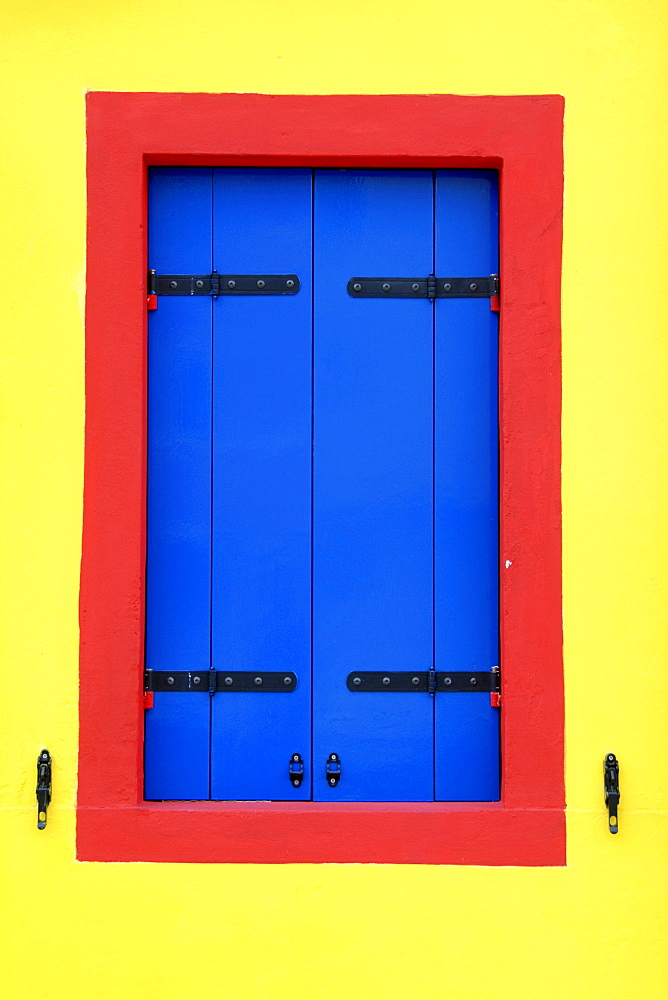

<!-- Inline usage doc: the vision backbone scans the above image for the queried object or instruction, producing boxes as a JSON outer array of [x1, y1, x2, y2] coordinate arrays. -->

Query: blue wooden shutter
[[145, 167, 500, 803]]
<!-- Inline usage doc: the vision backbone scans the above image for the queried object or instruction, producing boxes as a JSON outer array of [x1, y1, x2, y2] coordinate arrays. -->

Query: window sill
[[77, 802, 566, 865]]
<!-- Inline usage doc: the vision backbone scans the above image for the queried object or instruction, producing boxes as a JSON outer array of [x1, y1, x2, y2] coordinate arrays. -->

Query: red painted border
[[79, 93, 564, 864]]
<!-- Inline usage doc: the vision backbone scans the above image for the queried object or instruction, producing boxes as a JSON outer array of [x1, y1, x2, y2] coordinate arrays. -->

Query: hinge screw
[[167, 676, 174, 685], [382, 283, 391, 292], [193, 675, 201, 685], [224, 676, 233, 686], [254, 676, 263, 686], [382, 676, 391, 686], [195, 280, 204, 289], [411, 676, 420, 686], [352, 676, 361, 686], [470, 676, 477, 686], [353, 283, 362, 292], [169, 280, 178, 289], [412, 283, 420, 292], [443, 676, 452, 686], [469, 282, 478, 292], [256, 280, 265, 289], [443, 283, 451, 292], [283, 676, 292, 685], [286, 279, 295, 288], [227, 280, 236, 289]]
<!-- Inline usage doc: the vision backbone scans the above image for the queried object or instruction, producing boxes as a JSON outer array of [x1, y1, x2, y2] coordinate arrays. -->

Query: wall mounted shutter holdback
[[604, 753, 620, 834], [36, 749, 52, 830]]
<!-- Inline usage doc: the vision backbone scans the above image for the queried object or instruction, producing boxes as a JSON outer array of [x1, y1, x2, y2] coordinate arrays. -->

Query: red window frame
[[79, 92, 564, 864]]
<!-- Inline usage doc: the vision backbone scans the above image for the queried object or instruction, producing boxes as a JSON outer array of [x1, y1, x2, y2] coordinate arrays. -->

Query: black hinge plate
[[145, 669, 297, 692], [347, 275, 498, 299], [346, 670, 497, 692], [149, 272, 300, 296]]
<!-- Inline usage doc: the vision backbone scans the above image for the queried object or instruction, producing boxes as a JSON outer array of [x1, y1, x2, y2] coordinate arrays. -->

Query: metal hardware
[[490, 665, 501, 707], [289, 753, 305, 788], [148, 270, 300, 297], [346, 670, 499, 693], [326, 753, 341, 787], [36, 749, 52, 830], [438, 670, 498, 693], [347, 274, 499, 299], [144, 669, 298, 693], [604, 753, 620, 834]]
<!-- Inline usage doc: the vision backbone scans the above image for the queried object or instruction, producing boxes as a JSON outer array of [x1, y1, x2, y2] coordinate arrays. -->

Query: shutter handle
[[326, 753, 341, 787]]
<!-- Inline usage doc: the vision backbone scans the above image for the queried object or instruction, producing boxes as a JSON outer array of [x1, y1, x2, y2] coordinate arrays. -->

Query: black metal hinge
[[347, 274, 499, 300], [347, 668, 500, 705], [148, 270, 300, 298], [144, 668, 297, 694]]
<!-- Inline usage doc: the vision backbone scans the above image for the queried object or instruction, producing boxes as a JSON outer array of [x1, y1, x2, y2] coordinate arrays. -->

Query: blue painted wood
[[146, 167, 500, 804], [434, 170, 501, 801], [145, 167, 213, 800], [210, 169, 313, 800], [312, 170, 435, 802]]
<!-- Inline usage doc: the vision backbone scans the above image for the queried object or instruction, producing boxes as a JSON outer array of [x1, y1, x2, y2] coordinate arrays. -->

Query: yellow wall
[[1, 1, 667, 997]]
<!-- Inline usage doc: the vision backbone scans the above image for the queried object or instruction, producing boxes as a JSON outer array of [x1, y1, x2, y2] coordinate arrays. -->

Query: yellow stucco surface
[[1, 1, 667, 997]]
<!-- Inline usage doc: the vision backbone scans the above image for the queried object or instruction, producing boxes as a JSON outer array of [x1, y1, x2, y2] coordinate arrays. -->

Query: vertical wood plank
[[313, 169, 435, 802], [434, 170, 501, 801], [145, 167, 213, 800], [210, 168, 313, 800]]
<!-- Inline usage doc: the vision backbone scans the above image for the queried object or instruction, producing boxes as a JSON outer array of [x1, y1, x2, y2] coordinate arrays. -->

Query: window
[[145, 166, 500, 803], [79, 93, 564, 863]]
